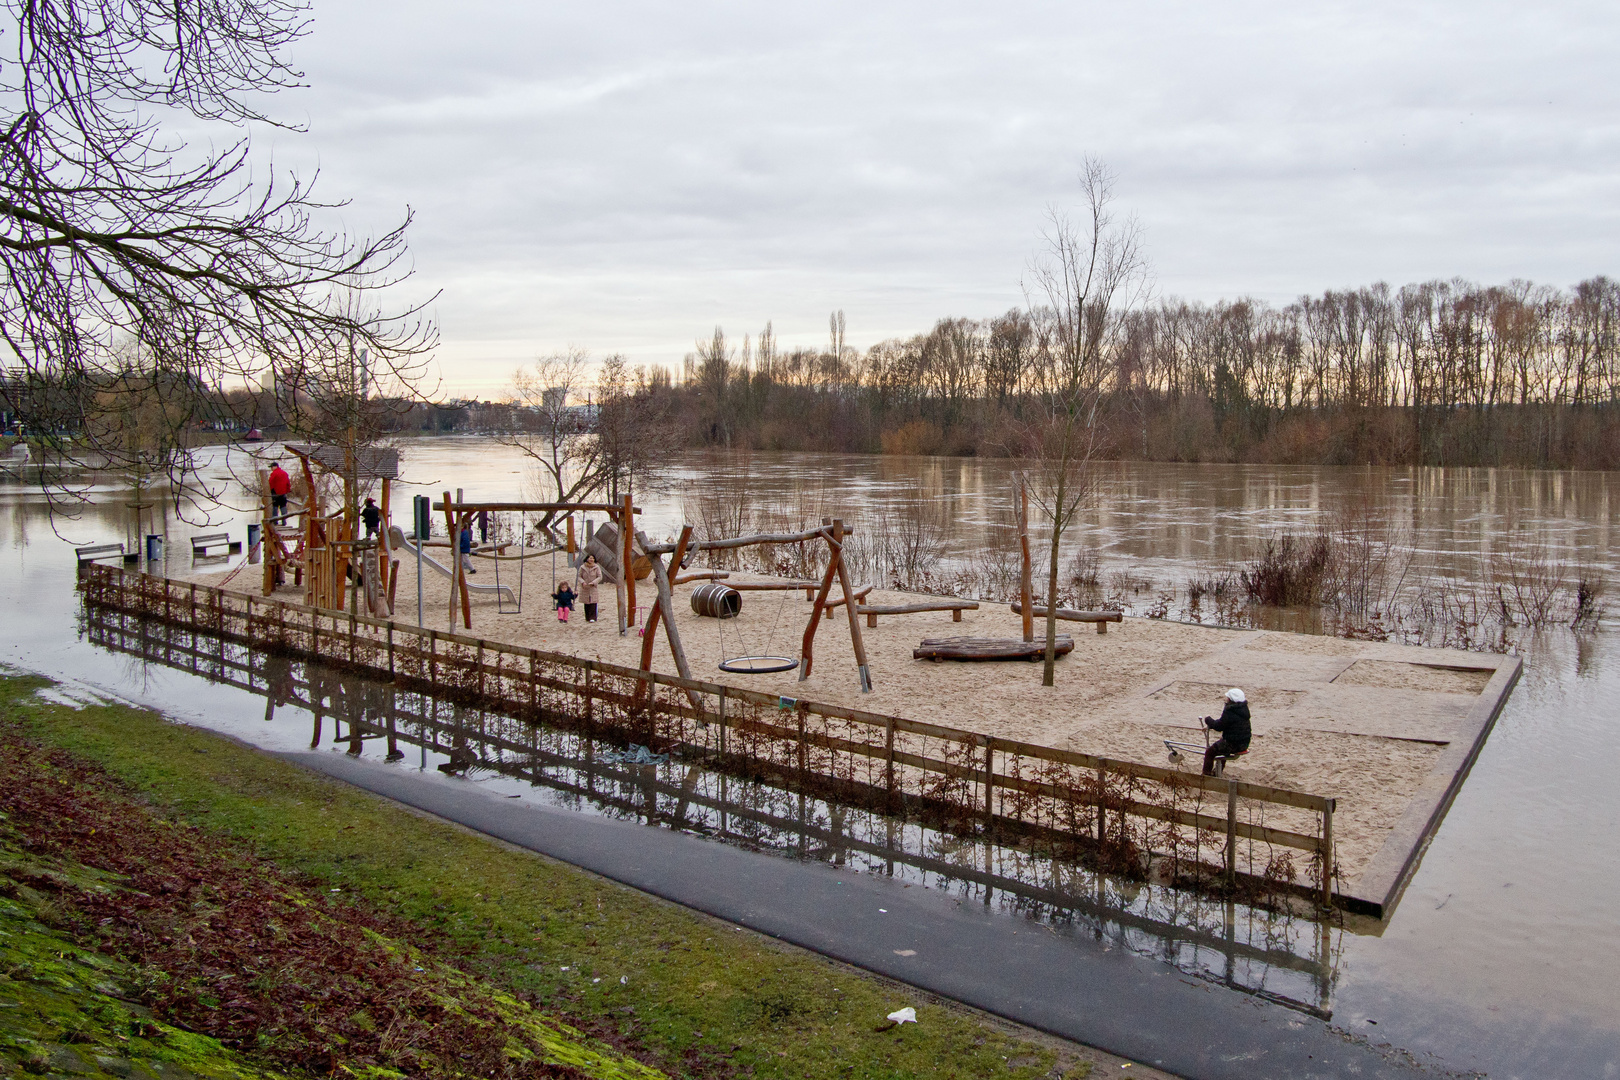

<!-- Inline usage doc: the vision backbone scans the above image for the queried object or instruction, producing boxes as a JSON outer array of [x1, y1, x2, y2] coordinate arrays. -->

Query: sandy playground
[[190, 550, 1509, 894]]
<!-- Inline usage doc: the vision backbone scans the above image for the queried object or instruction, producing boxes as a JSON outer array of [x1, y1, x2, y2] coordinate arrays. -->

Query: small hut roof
[[284, 443, 401, 481]]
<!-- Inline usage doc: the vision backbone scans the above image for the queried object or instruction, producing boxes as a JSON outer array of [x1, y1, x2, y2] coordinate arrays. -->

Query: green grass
[[0, 674, 1104, 1079], [0, 879, 287, 1080]]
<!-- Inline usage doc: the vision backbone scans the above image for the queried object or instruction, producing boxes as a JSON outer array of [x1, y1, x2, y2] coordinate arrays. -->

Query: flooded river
[[3, 439, 1616, 1079]]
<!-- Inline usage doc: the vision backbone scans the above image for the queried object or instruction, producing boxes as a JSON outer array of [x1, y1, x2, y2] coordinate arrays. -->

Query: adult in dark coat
[[1203, 688, 1251, 775]]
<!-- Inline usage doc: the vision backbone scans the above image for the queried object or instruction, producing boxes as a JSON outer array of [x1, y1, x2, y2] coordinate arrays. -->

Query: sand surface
[[190, 552, 1508, 892]]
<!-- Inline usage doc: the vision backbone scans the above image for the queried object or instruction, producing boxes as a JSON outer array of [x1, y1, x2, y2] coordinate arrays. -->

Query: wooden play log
[[728, 580, 819, 592], [913, 635, 1074, 662], [622, 494, 636, 629], [823, 583, 874, 611], [829, 519, 872, 692], [859, 599, 978, 627], [1009, 600, 1122, 634], [673, 570, 731, 585], [641, 526, 856, 555], [635, 527, 705, 715], [799, 527, 842, 680]]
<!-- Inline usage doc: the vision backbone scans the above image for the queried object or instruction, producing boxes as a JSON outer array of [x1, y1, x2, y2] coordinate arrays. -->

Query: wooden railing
[[79, 564, 1339, 905]]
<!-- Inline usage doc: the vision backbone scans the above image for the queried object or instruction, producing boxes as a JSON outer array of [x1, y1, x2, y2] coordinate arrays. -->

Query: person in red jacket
[[267, 461, 291, 520]]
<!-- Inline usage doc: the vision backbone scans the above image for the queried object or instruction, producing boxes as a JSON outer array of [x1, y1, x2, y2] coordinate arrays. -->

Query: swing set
[[638, 518, 872, 693], [432, 495, 644, 632], [430, 497, 872, 694]]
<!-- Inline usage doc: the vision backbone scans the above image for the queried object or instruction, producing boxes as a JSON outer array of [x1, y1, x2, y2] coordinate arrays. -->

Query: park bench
[[74, 542, 126, 566], [190, 532, 242, 558]]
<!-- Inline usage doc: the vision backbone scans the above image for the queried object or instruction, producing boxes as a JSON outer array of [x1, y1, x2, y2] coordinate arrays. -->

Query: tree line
[[657, 276, 1620, 468]]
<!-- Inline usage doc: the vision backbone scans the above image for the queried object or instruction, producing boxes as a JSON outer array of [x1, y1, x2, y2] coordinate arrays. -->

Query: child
[[552, 581, 577, 622]]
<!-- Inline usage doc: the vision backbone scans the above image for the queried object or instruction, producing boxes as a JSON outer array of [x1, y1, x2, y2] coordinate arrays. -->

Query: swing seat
[[719, 655, 799, 675]]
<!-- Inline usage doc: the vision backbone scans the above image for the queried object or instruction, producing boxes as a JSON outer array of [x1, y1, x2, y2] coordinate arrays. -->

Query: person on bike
[[1202, 688, 1251, 775]]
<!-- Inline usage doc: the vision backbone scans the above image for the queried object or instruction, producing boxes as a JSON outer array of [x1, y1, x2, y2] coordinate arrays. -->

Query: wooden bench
[[1009, 600, 1123, 633], [190, 532, 242, 557], [914, 635, 1073, 662], [859, 599, 978, 627], [74, 542, 125, 566]]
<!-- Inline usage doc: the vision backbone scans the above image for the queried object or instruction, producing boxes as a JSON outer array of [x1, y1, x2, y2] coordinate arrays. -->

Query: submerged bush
[[1241, 531, 1334, 607]]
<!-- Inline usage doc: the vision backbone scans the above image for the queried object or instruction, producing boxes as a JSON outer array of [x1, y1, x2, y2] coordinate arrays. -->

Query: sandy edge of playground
[[188, 554, 1487, 891]]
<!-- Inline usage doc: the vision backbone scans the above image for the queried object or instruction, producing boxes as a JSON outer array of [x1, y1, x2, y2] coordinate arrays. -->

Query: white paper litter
[[886, 1007, 917, 1025]]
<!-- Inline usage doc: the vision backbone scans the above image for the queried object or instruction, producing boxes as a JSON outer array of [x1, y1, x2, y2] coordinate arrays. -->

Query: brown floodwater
[[4, 438, 1616, 1078]]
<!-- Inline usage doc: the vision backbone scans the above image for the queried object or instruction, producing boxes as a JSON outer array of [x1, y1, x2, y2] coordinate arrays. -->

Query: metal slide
[[388, 525, 517, 606]]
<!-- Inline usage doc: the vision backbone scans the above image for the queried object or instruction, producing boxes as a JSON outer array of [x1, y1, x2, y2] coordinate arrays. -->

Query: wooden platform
[[914, 635, 1074, 662]]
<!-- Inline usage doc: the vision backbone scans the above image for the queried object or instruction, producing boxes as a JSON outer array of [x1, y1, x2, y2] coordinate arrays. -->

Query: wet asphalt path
[[282, 751, 1434, 1080]]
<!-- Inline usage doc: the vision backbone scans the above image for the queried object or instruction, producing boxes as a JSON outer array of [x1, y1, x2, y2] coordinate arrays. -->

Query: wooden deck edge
[[1338, 654, 1522, 919]]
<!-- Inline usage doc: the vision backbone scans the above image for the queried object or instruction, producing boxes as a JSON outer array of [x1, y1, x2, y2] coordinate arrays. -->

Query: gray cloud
[[254, 0, 1619, 393]]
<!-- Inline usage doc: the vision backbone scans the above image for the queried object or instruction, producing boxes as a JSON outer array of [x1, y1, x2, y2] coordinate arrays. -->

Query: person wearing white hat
[[1202, 688, 1251, 775]]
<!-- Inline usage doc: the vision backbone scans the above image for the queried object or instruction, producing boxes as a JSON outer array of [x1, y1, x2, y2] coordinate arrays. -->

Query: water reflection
[[85, 602, 1341, 1019]]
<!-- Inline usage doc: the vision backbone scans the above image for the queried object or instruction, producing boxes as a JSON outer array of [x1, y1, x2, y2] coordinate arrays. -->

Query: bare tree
[[499, 349, 607, 539], [595, 352, 678, 503], [0, 0, 436, 515], [1022, 158, 1149, 685]]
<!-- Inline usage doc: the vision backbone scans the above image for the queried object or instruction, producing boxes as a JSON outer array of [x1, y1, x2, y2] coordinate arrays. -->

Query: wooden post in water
[[1018, 475, 1034, 643]]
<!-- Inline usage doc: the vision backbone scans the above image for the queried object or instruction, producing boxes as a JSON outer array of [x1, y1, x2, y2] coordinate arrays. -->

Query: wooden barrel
[[690, 582, 742, 619]]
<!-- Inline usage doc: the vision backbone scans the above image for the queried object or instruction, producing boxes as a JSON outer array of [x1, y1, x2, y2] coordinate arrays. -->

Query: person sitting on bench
[[1202, 688, 1251, 775]]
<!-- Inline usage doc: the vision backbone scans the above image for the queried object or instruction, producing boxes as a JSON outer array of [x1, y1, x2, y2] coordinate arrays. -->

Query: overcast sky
[[262, 0, 1618, 396]]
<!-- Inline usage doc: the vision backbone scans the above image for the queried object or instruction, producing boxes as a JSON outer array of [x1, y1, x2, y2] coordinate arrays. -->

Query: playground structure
[[260, 444, 400, 618], [430, 498, 879, 694], [386, 525, 517, 608]]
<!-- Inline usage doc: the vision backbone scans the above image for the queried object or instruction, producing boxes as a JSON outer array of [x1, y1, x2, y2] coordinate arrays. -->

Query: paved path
[[282, 751, 1437, 1080]]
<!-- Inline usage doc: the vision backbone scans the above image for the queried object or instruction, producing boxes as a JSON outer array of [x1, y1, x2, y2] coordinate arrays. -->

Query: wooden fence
[[79, 564, 1338, 905]]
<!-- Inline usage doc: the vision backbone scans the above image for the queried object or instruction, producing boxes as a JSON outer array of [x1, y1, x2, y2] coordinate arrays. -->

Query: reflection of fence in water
[[81, 597, 1339, 1018]]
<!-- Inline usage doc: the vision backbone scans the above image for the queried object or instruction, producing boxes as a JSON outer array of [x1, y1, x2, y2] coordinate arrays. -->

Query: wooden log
[[621, 495, 636, 628], [823, 583, 873, 611], [1009, 600, 1122, 633], [673, 570, 731, 585], [799, 526, 841, 681], [913, 635, 1074, 662], [859, 600, 978, 628], [432, 501, 641, 514], [637, 526, 703, 715], [831, 520, 872, 692], [727, 580, 819, 591], [642, 525, 856, 555]]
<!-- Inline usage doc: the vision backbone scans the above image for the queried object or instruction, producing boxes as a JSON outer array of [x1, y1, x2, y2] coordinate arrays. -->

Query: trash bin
[[145, 534, 163, 563]]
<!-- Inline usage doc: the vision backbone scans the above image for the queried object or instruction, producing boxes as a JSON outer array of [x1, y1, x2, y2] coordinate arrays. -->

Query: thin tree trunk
[[1043, 449, 1068, 686]]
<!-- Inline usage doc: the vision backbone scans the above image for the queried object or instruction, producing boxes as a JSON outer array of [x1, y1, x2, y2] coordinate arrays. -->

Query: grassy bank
[[0, 674, 1129, 1080]]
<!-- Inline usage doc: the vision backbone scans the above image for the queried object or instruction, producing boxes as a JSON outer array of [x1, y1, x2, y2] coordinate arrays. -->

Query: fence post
[[983, 735, 995, 825], [1095, 766, 1107, 844], [189, 582, 197, 627], [1226, 779, 1238, 889], [885, 717, 896, 805], [797, 705, 807, 782], [1321, 798, 1335, 908], [388, 624, 396, 680], [428, 630, 438, 692], [718, 687, 728, 759], [529, 648, 539, 719]]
